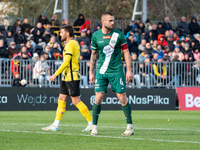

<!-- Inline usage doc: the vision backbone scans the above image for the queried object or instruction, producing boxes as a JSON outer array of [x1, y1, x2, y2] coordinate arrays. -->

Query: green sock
[[92, 103, 101, 125], [122, 102, 132, 124]]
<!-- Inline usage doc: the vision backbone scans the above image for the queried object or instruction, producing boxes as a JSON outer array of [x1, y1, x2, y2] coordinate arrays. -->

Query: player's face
[[104, 15, 115, 31], [60, 29, 67, 42]]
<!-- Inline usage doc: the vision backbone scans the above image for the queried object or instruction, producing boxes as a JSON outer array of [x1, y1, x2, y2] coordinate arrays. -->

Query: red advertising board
[[176, 87, 200, 111]]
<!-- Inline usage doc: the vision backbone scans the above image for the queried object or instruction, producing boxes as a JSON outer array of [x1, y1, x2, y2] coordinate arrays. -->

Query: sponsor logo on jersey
[[103, 36, 111, 39], [103, 45, 114, 57], [98, 41, 104, 43]]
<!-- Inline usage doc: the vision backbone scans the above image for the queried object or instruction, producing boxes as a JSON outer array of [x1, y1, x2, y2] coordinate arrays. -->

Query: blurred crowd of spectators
[[124, 16, 200, 88], [1, 13, 200, 88]]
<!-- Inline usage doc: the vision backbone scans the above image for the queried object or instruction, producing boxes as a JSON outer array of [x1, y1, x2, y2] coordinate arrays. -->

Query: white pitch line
[[1, 123, 200, 132], [0, 129, 199, 144], [35, 123, 200, 132]]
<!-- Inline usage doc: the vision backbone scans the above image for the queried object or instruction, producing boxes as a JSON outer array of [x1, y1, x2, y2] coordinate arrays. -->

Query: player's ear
[[66, 31, 69, 37]]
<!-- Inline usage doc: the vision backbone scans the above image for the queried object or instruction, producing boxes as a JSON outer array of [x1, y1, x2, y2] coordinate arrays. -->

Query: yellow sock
[[55, 99, 66, 121], [76, 101, 92, 122]]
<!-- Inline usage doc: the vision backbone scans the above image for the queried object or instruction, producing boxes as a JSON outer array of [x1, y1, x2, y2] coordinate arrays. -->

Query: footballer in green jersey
[[89, 12, 134, 136]]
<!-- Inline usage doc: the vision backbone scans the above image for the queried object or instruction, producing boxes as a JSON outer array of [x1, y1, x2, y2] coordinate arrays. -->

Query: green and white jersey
[[90, 29, 128, 74]]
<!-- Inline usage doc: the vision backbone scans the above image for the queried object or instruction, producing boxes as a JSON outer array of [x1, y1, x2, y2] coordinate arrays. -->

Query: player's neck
[[65, 37, 73, 43], [102, 27, 112, 34]]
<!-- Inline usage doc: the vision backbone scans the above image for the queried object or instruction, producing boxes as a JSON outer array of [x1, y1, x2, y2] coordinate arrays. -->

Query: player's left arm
[[120, 33, 133, 82], [123, 49, 133, 82]]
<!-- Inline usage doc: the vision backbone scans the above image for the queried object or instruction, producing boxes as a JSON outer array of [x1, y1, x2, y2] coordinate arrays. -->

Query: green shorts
[[95, 73, 126, 93]]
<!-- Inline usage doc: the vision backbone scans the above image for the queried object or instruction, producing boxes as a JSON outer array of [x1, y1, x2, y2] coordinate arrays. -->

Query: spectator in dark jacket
[[145, 31, 156, 42], [21, 18, 32, 33], [0, 39, 8, 58], [6, 31, 14, 48], [26, 41, 33, 56], [157, 22, 165, 35], [12, 72, 22, 87], [93, 23, 102, 33], [181, 43, 193, 61], [80, 41, 90, 60], [126, 32, 138, 54], [77, 29, 90, 47], [189, 16, 200, 36], [180, 40, 186, 52], [35, 12, 49, 28], [144, 42, 154, 59], [12, 19, 21, 34], [162, 17, 173, 31], [135, 18, 143, 27], [0, 31, 5, 42], [193, 33, 200, 49], [176, 16, 190, 37], [73, 14, 85, 27], [34, 29, 46, 49], [137, 22, 145, 36], [86, 28, 92, 42], [190, 39, 196, 49], [31, 22, 44, 36], [124, 20, 135, 35], [166, 35, 174, 52], [14, 27, 25, 45], [42, 23, 53, 44], [150, 24, 158, 40]]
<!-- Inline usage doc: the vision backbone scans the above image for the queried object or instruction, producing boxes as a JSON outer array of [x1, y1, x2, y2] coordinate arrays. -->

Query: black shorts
[[59, 80, 80, 96]]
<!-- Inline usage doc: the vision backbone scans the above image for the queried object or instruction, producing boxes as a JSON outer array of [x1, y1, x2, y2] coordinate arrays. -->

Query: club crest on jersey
[[103, 36, 111, 39], [111, 40, 116, 44]]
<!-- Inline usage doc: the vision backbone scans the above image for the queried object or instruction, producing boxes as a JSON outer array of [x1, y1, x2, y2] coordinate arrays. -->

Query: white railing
[[0, 59, 200, 88]]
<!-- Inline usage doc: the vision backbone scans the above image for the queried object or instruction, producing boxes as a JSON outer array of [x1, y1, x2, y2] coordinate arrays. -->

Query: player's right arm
[[89, 50, 98, 84], [50, 54, 72, 82], [89, 34, 98, 85]]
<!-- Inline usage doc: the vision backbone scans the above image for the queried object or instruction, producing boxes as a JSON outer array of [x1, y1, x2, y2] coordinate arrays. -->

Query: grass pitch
[[0, 111, 200, 150]]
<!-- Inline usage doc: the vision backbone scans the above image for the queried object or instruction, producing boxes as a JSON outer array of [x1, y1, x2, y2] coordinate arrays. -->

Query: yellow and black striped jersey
[[55, 39, 80, 81]]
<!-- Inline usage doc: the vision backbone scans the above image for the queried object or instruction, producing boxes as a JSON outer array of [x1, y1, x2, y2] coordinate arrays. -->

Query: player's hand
[[89, 72, 95, 85], [126, 71, 133, 83], [50, 74, 57, 82]]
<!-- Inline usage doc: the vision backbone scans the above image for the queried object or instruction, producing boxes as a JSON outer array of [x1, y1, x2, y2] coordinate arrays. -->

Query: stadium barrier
[[0, 87, 176, 111], [1, 59, 200, 89], [176, 87, 200, 111]]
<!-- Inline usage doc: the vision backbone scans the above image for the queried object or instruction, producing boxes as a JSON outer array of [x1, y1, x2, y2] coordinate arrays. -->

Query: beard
[[105, 25, 114, 31], [61, 36, 67, 42]]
